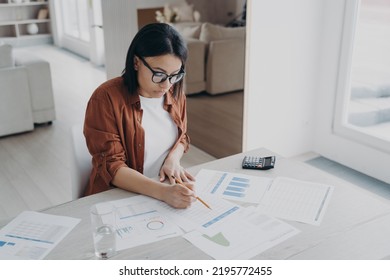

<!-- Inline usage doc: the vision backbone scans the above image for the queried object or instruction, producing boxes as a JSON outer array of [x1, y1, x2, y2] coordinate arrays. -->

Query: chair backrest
[[70, 124, 92, 200]]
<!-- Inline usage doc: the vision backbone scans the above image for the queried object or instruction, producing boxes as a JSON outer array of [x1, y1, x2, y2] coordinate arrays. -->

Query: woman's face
[[135, 54, 182, 98]]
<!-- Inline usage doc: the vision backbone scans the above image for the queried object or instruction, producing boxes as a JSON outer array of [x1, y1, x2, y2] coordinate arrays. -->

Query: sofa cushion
[[199, 23, 246, 43], [0, 43, 13, 68]]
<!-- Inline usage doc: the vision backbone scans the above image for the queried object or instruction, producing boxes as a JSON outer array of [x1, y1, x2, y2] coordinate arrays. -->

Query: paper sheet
[[0, 211, 80, 260], [256, 177, 334, 225], [153, 194, 242, 234], [183, 207, 300, 259], [99, 196, 183, 251], [194, 169, 272, 204]]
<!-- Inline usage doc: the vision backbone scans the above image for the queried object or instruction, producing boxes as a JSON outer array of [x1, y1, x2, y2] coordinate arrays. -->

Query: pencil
[[171, 175, 212, 210]]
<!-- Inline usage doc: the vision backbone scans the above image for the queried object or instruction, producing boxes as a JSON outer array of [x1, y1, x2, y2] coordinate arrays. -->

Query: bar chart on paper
[[195, 169, 272, 204], [223, 176, 251, 198]]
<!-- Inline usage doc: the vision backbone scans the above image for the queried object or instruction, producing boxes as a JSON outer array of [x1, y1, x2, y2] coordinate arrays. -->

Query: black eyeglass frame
[[138, 56, 185, 84]]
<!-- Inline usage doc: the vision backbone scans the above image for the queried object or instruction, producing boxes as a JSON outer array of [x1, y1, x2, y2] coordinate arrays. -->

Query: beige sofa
[[174, 22, 246, 95]]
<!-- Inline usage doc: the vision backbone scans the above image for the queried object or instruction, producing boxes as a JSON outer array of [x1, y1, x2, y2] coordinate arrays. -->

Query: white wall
[[102, 0, 185, 79], [244, 0, 323, 157], [245, 0, 390, 183]]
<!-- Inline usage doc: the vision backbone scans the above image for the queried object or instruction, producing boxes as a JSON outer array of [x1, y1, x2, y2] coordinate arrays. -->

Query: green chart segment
[[202, 232, 230, 247]]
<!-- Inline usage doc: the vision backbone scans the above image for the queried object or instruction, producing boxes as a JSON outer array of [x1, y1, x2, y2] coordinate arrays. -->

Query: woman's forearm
[[111, 165, 195, 209], [166, 142, 185, 164], [112, 167, 166, 200]]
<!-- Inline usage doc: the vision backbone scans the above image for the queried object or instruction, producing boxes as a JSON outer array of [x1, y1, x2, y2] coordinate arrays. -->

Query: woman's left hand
[[159, 157, 195, 184]]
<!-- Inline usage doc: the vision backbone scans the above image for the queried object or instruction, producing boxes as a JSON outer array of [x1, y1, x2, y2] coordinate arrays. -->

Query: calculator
[[242, 156, 276, 170]]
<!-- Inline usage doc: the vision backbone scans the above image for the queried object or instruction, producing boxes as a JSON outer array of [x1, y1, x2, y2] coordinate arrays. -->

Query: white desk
[[10, 148, 390, 259]]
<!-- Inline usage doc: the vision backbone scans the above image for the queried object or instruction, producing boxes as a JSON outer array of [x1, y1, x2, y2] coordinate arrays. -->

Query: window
[[61, 0, 90, 42], [334, 0, 390, 152]]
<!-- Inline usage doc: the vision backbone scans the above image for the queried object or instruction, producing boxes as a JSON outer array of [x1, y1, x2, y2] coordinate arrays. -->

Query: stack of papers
[[98, 194, 300, 260], [85, 169, 334, 259], [195, 169, 334, 226], [0, 169, 334, 260]]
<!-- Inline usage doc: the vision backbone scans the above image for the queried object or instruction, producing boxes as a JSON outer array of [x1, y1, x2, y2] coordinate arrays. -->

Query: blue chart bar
[[120, 210, 156, 220], [116, 226, 133, 238], [202, 206, 240, 228], [211, 173, 228, 194], [223, 191, 245, 197], [226, 186, 245, 192], [232, 177, 250, 182], [229, 181, 250, 187], [223, 177, 251, 198], [5, 234, 54, 244]]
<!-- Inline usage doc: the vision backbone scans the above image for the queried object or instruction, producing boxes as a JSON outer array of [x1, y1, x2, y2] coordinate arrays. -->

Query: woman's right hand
[[161, 182, 196, 209]]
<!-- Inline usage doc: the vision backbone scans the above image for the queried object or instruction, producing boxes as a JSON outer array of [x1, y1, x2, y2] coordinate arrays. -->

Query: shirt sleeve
[[83, 89, 128, 186]]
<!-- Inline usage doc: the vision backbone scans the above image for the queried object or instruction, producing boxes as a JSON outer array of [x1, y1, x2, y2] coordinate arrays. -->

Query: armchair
[[0, 43, 56, 137], [14, 50, 56, 124]]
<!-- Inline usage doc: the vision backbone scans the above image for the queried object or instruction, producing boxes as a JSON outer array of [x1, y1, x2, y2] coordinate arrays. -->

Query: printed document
[[0, 211, 80, 260], [184, 207, 300, 259], [154, 194, 242, 234], [256, 177, 334, 225], [195, 169, 334, 226], [194, 169, 272, 204], [98, 196, 183, 251]]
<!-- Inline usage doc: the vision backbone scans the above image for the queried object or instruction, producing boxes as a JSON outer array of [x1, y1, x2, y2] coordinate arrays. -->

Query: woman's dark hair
[[122, 23, 188, 97]]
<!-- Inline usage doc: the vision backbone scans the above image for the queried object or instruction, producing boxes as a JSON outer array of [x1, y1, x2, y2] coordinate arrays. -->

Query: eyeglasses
[[138, 56, 185, 84]]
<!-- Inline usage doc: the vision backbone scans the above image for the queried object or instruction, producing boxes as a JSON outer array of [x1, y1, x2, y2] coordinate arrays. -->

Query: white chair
[[70, 124, 92, 200]]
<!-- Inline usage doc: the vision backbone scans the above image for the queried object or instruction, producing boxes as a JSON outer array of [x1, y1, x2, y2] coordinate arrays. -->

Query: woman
[[84, 23, 195, 208]]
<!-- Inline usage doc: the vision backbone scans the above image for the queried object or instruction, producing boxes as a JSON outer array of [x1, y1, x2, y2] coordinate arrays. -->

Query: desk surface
[[21, 148, 390, 259]]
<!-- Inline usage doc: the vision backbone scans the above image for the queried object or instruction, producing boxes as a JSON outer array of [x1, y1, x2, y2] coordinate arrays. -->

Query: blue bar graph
[[223, 176, 251, 198], [116, 226, 134, 239]]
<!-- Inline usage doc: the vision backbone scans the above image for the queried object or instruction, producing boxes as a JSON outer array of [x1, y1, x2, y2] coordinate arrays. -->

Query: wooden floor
[[187, 91, 243, 158], [0, 44, 215, 223]]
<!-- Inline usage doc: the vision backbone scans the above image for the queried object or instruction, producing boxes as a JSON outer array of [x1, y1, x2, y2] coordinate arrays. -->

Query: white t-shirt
[[139, 95, 178, 178]]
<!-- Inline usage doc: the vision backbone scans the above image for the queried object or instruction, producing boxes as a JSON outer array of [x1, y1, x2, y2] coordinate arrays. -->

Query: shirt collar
[[129, 88, 176, 107]]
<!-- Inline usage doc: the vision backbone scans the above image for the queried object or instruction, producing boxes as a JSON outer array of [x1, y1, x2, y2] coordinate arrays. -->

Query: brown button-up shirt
[[83, 77, 190, 196]]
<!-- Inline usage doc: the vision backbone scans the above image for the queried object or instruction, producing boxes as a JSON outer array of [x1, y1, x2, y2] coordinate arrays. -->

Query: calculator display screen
[[264, 157, 272, 165]]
